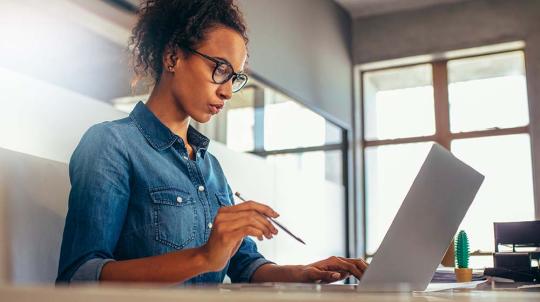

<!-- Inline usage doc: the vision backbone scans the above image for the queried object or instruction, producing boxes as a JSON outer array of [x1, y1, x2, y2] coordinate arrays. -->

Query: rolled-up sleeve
[[70, 258, 116, 282], [222, 184, 274, 283], [56, 123, 131, 283], [227, 237, 274, 283]]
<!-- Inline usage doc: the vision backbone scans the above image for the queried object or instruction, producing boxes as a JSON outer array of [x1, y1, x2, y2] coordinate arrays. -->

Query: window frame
[[359, 49, 533, 263]]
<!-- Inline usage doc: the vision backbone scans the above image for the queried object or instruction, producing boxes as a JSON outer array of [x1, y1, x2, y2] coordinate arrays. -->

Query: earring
[[168, 53, 177, 73]]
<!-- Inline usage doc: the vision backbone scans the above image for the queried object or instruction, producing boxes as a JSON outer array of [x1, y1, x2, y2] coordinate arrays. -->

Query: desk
[[1, 283, 539, 302]]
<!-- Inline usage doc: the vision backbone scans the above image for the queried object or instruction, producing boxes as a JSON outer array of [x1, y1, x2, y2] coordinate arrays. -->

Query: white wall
[[0, 149, 69, 284], [0, 67, 127, 163]]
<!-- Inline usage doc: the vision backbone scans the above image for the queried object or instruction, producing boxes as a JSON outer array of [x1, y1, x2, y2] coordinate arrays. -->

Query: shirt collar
[[129, 101, 210, 156]]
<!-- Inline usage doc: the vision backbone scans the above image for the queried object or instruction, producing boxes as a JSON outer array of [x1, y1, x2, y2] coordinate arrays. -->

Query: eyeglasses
[[188, 48, 248, 93]]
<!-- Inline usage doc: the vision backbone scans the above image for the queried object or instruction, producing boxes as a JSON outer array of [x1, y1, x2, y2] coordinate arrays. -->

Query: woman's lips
[[209, 104, 223, 114]]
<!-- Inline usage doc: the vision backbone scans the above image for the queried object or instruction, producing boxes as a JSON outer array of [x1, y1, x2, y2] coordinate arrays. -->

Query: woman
[[57, 0, 367, 284]]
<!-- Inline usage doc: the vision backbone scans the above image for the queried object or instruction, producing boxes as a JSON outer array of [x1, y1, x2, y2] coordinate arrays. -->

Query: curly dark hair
[[129, 0, 249, 88]]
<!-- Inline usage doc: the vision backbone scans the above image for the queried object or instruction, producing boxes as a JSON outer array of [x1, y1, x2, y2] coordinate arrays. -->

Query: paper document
[[419, 280, 488, 292]]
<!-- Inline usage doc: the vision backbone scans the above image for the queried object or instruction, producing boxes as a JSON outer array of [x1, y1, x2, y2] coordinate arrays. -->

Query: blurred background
[[0, 0, 539, 285]]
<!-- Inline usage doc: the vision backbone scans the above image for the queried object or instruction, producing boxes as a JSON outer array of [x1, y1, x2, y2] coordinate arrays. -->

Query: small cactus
[[455, 230, 470, 268]]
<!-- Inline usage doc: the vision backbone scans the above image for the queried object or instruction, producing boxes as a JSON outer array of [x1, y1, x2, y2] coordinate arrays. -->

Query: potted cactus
[[454, 230, 472, 282]]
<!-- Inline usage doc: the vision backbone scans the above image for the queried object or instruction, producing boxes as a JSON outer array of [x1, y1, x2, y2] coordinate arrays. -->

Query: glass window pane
[[195, 83, 344, 152], [226, 107, 254, 152], [324, 150, 343, 185], [452, 134, 535, 260], [325, 121, 343, 145], [365, 142, 433, 255], [225, 86, 256, 151], [267, 150, 343, 185], [264, 92, 327, 150], [267, 152, 325, 182], [469, 256, 494, 269], [448, 51, 529, 132], [363, 64, 435, 140]]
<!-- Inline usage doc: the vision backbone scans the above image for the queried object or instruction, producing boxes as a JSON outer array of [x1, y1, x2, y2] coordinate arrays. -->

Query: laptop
[[219, 143, 484, 292], [356, 143, 484, 292]]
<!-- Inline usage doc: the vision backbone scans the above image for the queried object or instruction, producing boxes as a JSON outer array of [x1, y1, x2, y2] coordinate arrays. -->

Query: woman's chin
[[191, 112, 213, 124]]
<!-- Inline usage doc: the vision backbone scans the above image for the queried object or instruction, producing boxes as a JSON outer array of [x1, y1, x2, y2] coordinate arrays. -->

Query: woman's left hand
[[295, 256, 368, 283]]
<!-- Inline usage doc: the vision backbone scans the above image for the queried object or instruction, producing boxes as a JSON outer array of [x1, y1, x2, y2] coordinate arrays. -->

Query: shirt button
[[176, 196, 183, 203], [208, 222, 213, 229], [198, 185, 205, 192]]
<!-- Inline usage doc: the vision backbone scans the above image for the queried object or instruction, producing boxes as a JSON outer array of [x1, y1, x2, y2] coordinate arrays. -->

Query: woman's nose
[[217, 80, 233, 100]]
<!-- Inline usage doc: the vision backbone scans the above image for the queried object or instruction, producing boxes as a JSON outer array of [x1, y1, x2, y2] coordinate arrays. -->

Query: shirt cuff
[[240, 258, 275, 283], [70, 258, 116, 282]]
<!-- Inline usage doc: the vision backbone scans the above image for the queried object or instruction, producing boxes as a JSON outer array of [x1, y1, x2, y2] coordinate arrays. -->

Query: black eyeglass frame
[[187, 48, 248, 92]]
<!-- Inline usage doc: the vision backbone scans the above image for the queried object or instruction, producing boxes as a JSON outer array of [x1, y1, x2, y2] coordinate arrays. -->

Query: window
[[362, 50, 532, 268], [194, 78, 347, 186], [225, 86, 256, 152], [364, 142, 433, 255], [448, 52, 529, 132], [452, 134, 534, 267], [363, 64, 435, 140], [264, 93, 327, 150]]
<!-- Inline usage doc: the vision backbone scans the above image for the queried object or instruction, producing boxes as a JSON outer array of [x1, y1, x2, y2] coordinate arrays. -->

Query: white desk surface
[[1, 283, 539, 302]]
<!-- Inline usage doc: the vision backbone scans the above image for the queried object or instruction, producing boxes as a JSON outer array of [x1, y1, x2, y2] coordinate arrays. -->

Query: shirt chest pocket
[[210, 192, 234, 221], [150, 187, 198, 250]]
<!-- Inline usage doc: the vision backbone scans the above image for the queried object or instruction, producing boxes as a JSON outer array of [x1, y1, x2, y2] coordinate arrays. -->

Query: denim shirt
[[56, 101, 272, 284]]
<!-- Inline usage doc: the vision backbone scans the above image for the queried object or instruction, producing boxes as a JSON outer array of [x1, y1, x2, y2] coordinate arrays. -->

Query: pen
[[234, 192, 306, 245]]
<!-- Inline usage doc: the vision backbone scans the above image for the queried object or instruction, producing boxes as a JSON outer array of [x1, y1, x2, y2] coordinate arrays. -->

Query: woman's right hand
[[200, 200, 279, 272]]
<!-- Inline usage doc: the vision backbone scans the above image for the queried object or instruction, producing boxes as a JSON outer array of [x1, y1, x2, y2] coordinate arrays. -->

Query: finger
[[231, 226, 265, 241], [217, 211, 278, 236], [324, 258, 364, 280], [335, 270, 351, 279], [340, 257, 368, 273], [220, 200, 279, 218], [218, 214, 277, 239], [307, 269, 342, 283], [336, 258, 364, 280], [215, 211, 278, 234]]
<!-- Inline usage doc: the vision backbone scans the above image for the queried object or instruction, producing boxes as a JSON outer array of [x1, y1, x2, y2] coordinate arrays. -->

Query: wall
[[238, 0, 353, 128], [352, 0, 539, 64], [0, 0, 353, 129], [0, 67, 127, 163]]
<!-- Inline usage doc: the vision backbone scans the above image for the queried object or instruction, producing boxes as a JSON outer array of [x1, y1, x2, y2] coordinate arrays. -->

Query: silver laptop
[[218, 143, 483, 293], [356, 143, 484, 292]]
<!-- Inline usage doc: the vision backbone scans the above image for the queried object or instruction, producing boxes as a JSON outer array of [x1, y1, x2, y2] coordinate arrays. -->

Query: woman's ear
[[163, 47, 179, 73]]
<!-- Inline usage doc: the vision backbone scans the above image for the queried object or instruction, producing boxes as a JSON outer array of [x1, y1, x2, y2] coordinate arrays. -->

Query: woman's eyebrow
[[215, 56, 244, 73], [215, 56, 231, 64]]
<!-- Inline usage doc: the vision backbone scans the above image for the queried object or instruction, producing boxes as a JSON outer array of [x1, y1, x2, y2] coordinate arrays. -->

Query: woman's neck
[[145, 81, 191, 143]]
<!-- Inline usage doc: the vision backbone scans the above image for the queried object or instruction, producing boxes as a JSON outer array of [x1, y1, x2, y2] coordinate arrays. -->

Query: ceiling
[[119, 0, 474, 20], [121, 0, 473, 19], [334, 0, 472, 18]]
